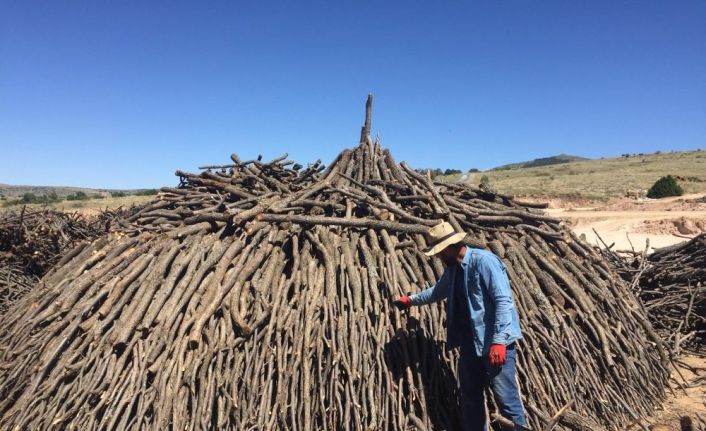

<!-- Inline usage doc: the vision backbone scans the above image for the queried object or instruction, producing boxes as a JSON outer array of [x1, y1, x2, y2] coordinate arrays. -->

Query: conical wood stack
[[0, 96, 667, 430]]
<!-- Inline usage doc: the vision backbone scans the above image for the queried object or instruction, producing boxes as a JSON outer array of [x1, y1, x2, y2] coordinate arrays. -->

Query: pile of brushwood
[[0, 97, 668, 430], [640, 235, 705, 355], [594, 233, 705, 356], [0, 206, 139, 314]]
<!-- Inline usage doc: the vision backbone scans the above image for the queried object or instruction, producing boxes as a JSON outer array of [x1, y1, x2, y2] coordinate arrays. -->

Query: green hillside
[[438, 149, 706, 200]]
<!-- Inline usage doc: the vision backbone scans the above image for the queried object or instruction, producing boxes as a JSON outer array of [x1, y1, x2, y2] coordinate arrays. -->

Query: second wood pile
[[0, 207, 135, 315], [600, 234, 706, 356]]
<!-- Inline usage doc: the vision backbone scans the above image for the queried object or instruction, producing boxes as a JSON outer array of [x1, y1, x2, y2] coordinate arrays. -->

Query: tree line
[[415, 168, 481, 179]]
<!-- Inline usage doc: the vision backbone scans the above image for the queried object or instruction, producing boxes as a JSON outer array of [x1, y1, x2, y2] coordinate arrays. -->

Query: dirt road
[[546, 193, 706, 252]]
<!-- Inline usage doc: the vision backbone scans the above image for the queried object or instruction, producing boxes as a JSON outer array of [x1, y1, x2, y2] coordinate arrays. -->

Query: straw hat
[[423, 221, 466, 256]]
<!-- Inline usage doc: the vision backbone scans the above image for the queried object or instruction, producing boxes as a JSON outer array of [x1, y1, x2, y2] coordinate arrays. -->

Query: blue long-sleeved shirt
[[409, 247, 522, 356]]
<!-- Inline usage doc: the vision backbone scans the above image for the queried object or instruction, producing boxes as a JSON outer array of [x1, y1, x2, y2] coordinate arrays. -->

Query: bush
[[66, 191, 89, 201], [22, 192, 61, 204], [480, 175, 490, 185], [647, 175, 684, 199], [468, 168, 480, 173], [1, 191, 62, 206], [111, 191, 127, 198], [136, 189, 159, 196], [443, 169, 462, 176], [21, 193, 37, 203]]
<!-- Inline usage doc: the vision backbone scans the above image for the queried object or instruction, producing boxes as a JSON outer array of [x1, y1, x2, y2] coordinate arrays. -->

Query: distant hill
[[436, 149, 706, 200], [492, 154, 589, 170]]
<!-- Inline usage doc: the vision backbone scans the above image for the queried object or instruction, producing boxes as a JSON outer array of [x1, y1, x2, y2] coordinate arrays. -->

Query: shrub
[[21, 193, 37, 203], [480, 175, 490, 185], [7, 192, 63, 205], [111, 191, 127, 198], [647, 175, 684, 199], [136, 189, 159, 196], [45, 192, 61, 203], [66, 191, 89, 201]]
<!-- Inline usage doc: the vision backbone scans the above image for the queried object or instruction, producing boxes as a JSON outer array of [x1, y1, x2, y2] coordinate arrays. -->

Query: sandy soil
[[545, 193, 706, 252], [633, 354, 706, 431]]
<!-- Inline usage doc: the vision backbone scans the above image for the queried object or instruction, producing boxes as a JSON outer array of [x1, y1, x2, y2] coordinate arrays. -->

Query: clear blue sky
[[2, 1, 705, 189]]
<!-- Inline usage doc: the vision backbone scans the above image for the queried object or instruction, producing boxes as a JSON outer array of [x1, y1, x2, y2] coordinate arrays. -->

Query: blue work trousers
[[458, 343, 527, 431]]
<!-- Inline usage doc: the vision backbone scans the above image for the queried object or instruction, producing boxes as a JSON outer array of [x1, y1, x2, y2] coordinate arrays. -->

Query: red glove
[[392, 296, 412, 310], [489, 344, 507, 367]]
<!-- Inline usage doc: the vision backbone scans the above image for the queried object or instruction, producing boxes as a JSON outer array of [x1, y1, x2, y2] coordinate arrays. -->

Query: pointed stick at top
[[360, 93, 373, 143]]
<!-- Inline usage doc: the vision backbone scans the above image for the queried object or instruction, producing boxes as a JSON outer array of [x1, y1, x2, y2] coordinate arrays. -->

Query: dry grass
[[438, 149, 706, 200], [3, 195, 155, 213]]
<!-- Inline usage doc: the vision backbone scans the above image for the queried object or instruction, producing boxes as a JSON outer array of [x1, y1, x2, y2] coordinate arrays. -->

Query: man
[[393, 221, 527, 430]]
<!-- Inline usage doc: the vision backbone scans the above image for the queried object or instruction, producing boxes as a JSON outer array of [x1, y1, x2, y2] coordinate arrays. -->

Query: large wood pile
[[0, 263, 36, 315], [0, 97, 668, 430]]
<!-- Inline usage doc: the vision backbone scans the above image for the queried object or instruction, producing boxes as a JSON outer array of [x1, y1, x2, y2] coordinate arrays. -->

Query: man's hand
[[392, 296, 412, 310], [489, 344, 507, 366]]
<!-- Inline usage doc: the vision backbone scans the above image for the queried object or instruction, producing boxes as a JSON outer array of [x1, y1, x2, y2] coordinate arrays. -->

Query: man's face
[[438, 244, 459, 267]]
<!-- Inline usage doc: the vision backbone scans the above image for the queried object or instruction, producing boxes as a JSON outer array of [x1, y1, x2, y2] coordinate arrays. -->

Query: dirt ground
[[544, 193, 706, 252], [632, 354, 706, 431]]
